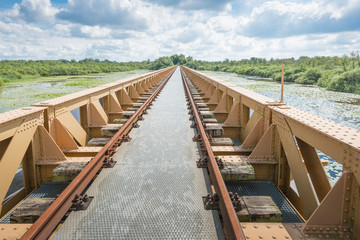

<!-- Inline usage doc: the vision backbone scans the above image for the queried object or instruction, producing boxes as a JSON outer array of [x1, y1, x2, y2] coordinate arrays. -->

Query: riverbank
[[205, 67, 360, 94], [0, 70, 150, 113]]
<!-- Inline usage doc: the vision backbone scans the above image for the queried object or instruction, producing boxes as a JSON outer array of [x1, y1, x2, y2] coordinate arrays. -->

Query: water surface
[[202, 71, 360, 185], [0, 70, 150, 113]]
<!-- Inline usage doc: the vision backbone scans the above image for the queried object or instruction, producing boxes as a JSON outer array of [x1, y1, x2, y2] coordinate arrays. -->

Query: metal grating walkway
[[0, 182, 70, 224], [226, 181, 302, 223], [54, 67, 224, 239]]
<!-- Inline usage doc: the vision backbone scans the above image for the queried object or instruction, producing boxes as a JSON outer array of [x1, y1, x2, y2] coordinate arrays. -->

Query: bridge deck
[[54, 68, 224, 239]]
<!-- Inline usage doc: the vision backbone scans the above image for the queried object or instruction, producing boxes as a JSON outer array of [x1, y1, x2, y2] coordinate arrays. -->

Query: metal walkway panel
[[226, 181, 302, 223], [54, 68, 224, 239], [0, 182, 69, 224]]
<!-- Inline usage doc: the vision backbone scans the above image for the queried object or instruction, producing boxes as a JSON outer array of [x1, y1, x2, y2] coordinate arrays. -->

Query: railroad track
[[180, 68, 245, 240], [21, 69, 176, 240]]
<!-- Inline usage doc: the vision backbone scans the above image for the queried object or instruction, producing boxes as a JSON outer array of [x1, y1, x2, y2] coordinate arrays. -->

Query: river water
[[0, 70, 150, 113], [202, 71, 360, 185]]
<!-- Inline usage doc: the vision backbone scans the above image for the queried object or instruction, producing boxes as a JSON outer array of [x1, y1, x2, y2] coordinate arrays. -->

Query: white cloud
[[70, 25, 112, 39], [4, 0, 58, 23], [57, 0, 149, 30], [241, 0, 360, 37], [0, 0, 359, 61]]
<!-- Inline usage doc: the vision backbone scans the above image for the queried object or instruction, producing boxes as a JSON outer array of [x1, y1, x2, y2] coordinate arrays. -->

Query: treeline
[[181, 53, 360, 94], [1, 53, 360, 93], [0, 58, 154, 85]]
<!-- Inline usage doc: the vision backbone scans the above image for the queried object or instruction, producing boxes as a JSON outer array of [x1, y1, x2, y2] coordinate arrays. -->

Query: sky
[[0, 0, 359, 61]]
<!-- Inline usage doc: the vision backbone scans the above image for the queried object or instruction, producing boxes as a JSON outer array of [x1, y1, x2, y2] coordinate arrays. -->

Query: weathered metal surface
[[211, 138, 234, 146], [20, 67, 176, 239], [200, 110, 215, 118], [220, 160, 255, 181], [237, 196, 282, 222], [226, 181, 302, 223], [100, 124, 123, 137], [86, 138, 110, 147], [52, 162, 88, 182], [183, 66, 360, 238], [112, 118, 128, 124], [10, 198, 54, 223], [53, 67, 224, 239], [205, 123, 225, 137], [182, 68, 245, 240]]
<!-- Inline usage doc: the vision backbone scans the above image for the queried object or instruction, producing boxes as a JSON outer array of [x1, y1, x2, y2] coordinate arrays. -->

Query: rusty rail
[[180, 68, 244, 240], [21, 69, 176, 240]]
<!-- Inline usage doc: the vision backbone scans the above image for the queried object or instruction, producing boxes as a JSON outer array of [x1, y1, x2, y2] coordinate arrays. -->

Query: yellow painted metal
[[241, 117, 265, 149], [51, 118, 79, 150], [56, 111, 88, 147], [240, 111, 262, 142], [207, 89, 222, 104], [129, 85, 141, 99], [201, 83, 216, 99], [0, 67, 174, 221], [0, 188, 26, 218], [119, 88, 133, 106], [297, 137, 331, 202], [223, 100, 241, 126], [276, 115, 318, 219], [214, 93, 233, 114], [183, 66, 360, 238], [0, 118, 38, 205], [0, 224, 32, 239], [247, 123, 275, 161], [135, 82, 146, 95], [89, 101, 108, 126]]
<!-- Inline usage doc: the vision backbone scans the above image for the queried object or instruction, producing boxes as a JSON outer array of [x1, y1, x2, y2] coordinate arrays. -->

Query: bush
[[328, 69, 360, 93], [0, 69, 22, 80], [294, 68, 321, 84]]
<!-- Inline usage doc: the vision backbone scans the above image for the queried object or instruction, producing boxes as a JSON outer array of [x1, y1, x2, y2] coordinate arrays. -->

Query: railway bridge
[[0, 66, 359, 239]]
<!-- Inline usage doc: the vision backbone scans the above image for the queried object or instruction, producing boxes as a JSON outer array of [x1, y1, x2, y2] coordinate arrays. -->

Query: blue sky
[[0, 0, 359, 61]]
